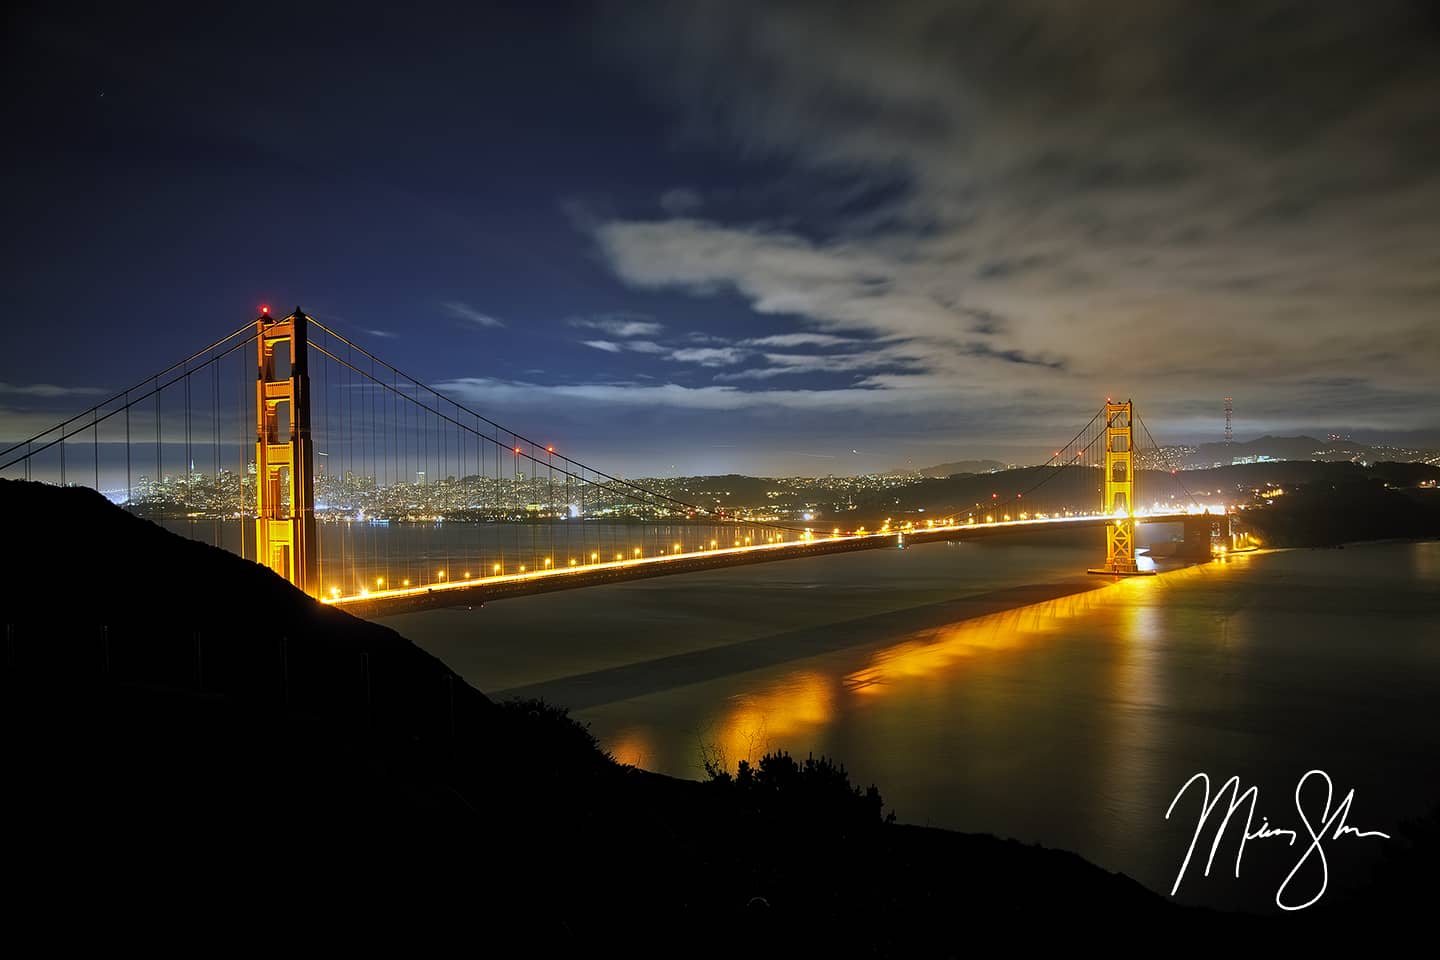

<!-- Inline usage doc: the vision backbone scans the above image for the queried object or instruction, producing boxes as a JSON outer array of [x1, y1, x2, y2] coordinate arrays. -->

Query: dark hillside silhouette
[[0, 479, 1331, 947]]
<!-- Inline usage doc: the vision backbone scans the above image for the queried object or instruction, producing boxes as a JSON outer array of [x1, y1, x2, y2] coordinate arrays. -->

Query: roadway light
[[437, 570, 446, 579], [493, 563, 502, 574], [376, 577, 384, 587], [402, 579, 411, 587]]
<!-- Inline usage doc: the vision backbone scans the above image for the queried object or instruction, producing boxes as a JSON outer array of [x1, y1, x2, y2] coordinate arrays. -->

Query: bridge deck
[[328, 513, 1193, 618]]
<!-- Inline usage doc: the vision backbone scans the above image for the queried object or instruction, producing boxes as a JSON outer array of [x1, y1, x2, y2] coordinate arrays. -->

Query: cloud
[[580, 338, 670, 357], [442, 300, 504, 328], [432, 375, 945, 413], [569, 312, 664, 337], [363, 329, 398, 339], [669, 346, 745, 367], [0, 382, 107, 398], [740, 333, 858, 348], [660, 187, 703, 215], [593, 0, 1440, 437]]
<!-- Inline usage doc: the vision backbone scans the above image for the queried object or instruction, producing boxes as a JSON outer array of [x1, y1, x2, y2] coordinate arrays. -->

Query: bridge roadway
[[327, 511, 1196, 618]]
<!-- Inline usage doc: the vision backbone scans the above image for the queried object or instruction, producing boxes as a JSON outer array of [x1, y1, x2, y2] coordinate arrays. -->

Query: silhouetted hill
[[835, 460, 1440, 528], [1193, 434, 1331, 464], [1241, 474, 1440, 546], [11, 478, 1397, 946], [911, 458, 1009, 477]]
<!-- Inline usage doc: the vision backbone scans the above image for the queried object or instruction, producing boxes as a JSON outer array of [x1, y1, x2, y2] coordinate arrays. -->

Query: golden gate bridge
[[0, 307, 1238, 618]]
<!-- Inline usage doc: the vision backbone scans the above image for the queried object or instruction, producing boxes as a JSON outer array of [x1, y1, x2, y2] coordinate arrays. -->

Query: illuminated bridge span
[[0, 308, 1230, 618]]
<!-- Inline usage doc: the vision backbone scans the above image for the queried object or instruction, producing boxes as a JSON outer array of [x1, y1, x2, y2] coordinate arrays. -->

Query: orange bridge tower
[[254, 306, 318, 595], [1090, 399, 1151, 576]]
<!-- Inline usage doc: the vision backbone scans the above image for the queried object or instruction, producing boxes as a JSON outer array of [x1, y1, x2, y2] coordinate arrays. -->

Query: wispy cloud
[[669, 346, 745, 367], [363, 329, 398, 339], [433, 375, 931, 413], [582, 340, 624, 353], [0, 381, 107, 398], [442, 300, 505, 328], [568, 312, 664, 337], [741, 333, 858, 348]]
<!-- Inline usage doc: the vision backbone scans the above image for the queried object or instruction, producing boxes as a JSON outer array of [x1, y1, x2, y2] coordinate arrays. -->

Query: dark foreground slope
[[4, 479, 1391, 949]]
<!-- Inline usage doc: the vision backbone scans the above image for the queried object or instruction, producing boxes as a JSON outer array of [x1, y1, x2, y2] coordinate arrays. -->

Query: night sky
[[4, 1, 1438, 475]]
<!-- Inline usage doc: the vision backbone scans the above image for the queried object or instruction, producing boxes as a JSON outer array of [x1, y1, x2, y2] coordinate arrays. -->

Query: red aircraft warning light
[[259, 304, 270, 315], [546, 445, 555, 453], [513, 446, 522, 455]]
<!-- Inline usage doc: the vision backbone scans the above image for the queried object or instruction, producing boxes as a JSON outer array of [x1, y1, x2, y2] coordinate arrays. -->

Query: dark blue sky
[[5, 1, 1438, 474]]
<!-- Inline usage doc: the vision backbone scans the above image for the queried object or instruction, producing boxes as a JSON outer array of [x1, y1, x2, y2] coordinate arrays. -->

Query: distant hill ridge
[[882, 459, 1008, 477]]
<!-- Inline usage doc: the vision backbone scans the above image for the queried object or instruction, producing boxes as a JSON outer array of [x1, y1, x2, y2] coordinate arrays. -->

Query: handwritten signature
[[1165, 769, 1390, 910]]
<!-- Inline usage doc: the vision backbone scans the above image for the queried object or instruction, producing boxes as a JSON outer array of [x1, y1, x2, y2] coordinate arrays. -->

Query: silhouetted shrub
[[489, 697, 615, 778], [705, 750, 894, 828]]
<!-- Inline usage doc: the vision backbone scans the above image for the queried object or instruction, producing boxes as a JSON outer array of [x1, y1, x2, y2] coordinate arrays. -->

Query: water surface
[[386, 538, 1440, 912]]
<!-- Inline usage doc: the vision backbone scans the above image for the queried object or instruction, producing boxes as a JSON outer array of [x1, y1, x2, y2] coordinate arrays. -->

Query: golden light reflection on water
[[700, 562, 1236, 773], [842, 587, 1116, 695], [606, 729, 656, 769], [707, 671, 835, 769]]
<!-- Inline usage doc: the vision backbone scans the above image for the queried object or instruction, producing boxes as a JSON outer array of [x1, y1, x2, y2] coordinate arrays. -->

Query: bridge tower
[[1090, 399, 1148, 576], [254, 306, 318, 595]]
